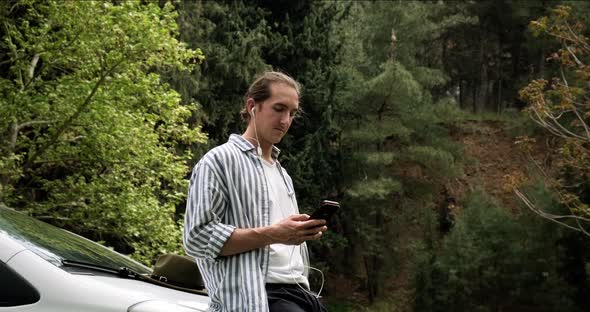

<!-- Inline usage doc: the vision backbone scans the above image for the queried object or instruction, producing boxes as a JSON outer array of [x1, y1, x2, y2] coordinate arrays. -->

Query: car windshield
[[0, 206, 150, 275]]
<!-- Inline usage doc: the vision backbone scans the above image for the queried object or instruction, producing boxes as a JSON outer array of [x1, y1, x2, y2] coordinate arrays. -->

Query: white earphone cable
[[251, 104, 324, 299], [259, 160, 325, 299], [251, 107, 262, 156], [288, 244, 325, 299]]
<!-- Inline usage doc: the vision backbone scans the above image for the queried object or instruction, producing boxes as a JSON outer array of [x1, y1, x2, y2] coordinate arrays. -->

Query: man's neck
[[241, 129, 272, 162]]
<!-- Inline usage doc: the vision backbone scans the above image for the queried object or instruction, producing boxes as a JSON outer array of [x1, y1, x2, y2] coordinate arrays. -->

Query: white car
[[0, 205, 209, 312]]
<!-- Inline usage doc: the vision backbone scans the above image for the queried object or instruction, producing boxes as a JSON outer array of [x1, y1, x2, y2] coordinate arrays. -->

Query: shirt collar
[[229, 134, 281, 159]]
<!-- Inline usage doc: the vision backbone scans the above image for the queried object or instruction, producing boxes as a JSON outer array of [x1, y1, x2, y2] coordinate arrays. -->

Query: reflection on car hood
[[75, 273, 209, 310], [0, 206, 151, 274]]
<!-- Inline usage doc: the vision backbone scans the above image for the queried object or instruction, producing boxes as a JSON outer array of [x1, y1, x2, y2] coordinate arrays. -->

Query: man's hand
[[262, 214, 327, 245], [219, 214, 327, 256]]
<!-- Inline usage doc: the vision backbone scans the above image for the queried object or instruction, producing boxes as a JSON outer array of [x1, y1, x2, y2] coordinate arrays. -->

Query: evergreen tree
[[170, 0, 270, 153], [441, 0, 557, 112], [253, 0, 351, 210], [170, 1, 349, 212], [415, 188, 578, 311], [333, 1, 466, 302]]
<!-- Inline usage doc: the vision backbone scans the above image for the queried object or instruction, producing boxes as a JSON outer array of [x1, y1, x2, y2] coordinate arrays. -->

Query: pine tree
[[333, 1, 466, 302]]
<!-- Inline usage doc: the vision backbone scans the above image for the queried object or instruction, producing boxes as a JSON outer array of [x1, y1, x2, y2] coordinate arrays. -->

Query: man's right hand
[[262, 214, 327, 245], [219, 214, 327, 256]]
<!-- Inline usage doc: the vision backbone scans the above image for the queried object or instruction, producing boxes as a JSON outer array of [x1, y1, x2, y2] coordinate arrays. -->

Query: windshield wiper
[[61, 259, 142, 279], [61, 259, 207, 295]]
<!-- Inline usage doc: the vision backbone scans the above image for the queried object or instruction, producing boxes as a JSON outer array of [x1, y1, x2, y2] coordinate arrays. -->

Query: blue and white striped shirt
[[183, 134, 309, 312]]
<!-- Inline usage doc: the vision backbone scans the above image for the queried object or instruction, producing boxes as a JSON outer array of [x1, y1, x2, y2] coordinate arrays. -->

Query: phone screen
[[309, 200, 340, 222]]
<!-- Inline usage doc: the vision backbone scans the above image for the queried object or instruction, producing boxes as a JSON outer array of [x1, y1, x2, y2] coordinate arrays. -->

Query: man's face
[[253, 82, 299, 145]]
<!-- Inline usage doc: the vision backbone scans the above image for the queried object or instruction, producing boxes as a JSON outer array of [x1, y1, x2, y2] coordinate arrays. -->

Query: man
[[184, 71, 328, 312]]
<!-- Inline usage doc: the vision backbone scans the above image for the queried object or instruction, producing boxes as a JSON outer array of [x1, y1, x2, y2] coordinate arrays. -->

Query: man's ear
[[247, 98, 256, 115]]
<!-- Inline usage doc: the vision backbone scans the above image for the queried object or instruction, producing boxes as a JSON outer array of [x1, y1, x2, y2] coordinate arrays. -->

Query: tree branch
[[530, 108, 571, 140], [572, 106, 590, 141], [9, 120, 55, 152], [563, 43, 583, 66], [35, 215, 72, 221], [28, 53, 40, 83], [23, 58, 126, 170], [514, 151, 590, 235], [3, 21, 24, 91], [558, 66, 590, 141], [16, 120, 55, 131], [543, 109, 587, 141], [514, 189, 590, 236], [33, 158, 81, 164], [565, 22, 590, 53]]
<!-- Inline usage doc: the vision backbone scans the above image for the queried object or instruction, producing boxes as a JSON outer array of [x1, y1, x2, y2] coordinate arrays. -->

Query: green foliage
[[346, 178, 402, 201], [346, 121, 413, 146], [170, 0, 269, 152], [258, 1, 350, 212], [403, 146, 461, 179], [502, 111, 539, 138], [327, 1, 470, 302], [0, 0, 204, 264], [414, 188, 578, 311], [519, 5, 590, 229], [430, 98, 471, 123], [170, 0, 353, 273], [366, 62, 423, 102], [3, 0, 588, 308]]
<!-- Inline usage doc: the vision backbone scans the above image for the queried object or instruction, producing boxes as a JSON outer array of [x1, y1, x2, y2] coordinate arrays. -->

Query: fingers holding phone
[[268, 201, 340, 245], [270, 214, 326, 245]]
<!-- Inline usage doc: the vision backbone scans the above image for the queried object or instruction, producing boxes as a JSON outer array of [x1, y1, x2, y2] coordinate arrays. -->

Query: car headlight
[[128, 300, 207, 312]]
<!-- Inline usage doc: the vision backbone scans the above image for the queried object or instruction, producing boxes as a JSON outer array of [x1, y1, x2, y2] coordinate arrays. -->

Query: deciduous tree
[[0, 0, 204, 263]]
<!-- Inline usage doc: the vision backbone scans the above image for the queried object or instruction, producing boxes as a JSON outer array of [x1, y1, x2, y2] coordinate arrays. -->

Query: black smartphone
[[309, 200, 340, 223]]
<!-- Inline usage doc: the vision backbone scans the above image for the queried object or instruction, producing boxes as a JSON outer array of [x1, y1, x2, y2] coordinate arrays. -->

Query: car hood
[[74, 274, 209, 310], [7, 250, 209, 311]]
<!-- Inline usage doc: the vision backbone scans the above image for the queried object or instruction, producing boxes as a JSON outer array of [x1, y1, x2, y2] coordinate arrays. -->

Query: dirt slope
[[448, 120, 547, 213]]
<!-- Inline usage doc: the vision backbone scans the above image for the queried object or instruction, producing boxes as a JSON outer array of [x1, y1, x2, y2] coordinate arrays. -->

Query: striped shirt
[[183, 134, 309, 312]]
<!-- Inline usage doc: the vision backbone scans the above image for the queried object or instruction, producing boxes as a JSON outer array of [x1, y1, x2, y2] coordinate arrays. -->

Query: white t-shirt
[[262, 159, 309, 287]]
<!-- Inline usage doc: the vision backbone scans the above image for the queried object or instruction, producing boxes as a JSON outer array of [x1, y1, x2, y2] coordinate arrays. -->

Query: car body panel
[[2, 250, 209, 311], [0, 206, 210, 311], [0, 233, 25, 262]]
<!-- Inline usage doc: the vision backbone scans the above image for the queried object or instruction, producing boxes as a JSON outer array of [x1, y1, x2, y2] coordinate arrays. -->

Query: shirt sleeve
[[183, 160, 236, 261]]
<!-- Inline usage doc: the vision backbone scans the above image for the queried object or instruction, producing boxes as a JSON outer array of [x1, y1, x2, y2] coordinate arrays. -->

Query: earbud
[[250, 106, 262, 156]]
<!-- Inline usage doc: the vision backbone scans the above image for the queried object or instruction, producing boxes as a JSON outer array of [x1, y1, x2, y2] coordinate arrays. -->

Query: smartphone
[[309, 200, 340, 223]]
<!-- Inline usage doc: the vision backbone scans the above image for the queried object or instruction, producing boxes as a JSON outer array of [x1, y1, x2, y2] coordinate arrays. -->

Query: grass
[[450, 109, 539, 138]]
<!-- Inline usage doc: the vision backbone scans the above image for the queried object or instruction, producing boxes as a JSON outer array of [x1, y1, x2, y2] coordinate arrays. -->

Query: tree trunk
[[510, 35, 521, 108], [477, 47, 488, 113], [497, 79, 503, 113], [472, 82, 477, 113], [539, 45, 546, 79], [486, 79, 494, 112], [364, 255, 376, 303], [458, 80, 464, 109]]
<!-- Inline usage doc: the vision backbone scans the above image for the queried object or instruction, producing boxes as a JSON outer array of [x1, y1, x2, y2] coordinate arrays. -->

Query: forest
[[2, 0, 590, 311]]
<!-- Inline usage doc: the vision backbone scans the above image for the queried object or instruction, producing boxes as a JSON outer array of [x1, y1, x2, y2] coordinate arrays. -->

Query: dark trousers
[[266, 283, 328, 312]]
